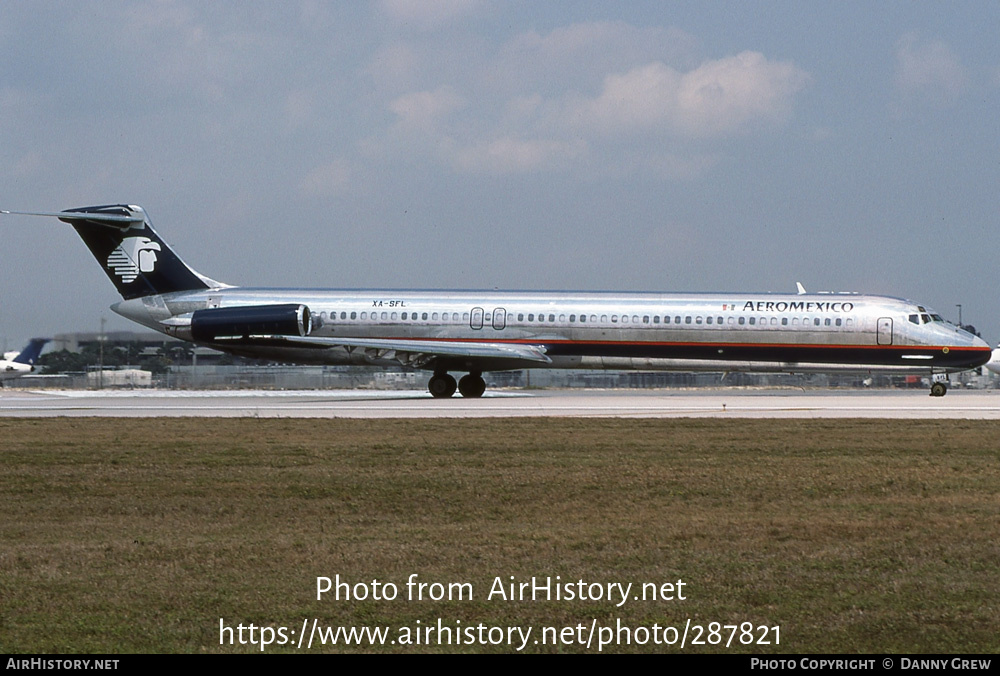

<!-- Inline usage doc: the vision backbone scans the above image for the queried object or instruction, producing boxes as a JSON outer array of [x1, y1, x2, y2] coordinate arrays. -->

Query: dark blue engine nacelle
[[190, 304, 313, 342]]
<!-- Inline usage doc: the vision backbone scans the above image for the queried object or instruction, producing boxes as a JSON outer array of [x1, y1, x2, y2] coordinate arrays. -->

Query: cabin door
[[877, 317, 893, 345]]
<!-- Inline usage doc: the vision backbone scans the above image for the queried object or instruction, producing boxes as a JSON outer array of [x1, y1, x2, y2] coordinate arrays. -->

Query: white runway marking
[[1, 389, 998, 418]]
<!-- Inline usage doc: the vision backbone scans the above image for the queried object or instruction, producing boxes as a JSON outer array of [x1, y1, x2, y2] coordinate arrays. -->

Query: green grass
[[1, 418, 998, 653]]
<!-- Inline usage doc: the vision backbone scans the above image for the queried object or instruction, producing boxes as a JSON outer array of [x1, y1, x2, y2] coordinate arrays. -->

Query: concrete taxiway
[[1, 388, 999, 418]]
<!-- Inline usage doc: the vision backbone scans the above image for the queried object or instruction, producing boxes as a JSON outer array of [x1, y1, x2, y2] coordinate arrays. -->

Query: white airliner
[[0, 338, 49, 383], [985, 347, 1000, 375], [1, 205, 991, 397]]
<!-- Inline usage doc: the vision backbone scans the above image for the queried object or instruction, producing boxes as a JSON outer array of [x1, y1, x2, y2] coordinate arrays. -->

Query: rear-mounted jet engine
[[189, 304, 314, 342]]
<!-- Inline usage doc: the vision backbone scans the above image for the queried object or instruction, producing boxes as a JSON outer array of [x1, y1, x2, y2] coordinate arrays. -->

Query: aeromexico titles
[[1, 205, 990, 397]]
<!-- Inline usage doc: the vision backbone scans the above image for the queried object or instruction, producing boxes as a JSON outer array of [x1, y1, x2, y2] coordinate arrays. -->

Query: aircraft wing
[[235, 334, 552, 370]]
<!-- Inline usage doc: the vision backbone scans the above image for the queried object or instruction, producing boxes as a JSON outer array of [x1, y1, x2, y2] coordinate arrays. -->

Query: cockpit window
[[909, 314, 919, 325], [931, 314, 943, 322], [921, 314, 931, 323]]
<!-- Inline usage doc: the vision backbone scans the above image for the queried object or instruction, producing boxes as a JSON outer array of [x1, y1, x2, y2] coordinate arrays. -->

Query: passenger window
[[696, 316, 703, 324], [814, 318, 820, 326], [782, 318, 788, 326], [351, 311, 357, 320], [739, 317, 746, 325], [685, 316, 692, 324], [549, 314, 555, 322], [749, 317, 756, 325], [706, 317, 712, 325]]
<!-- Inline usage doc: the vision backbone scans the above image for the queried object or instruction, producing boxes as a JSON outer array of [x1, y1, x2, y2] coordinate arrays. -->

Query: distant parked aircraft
[[984, 346, 1000, 375], [0, 338, 49, 383]]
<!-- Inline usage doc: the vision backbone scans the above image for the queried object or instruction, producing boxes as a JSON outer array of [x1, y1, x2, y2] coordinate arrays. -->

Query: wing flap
[[246, 335, 551, 369]]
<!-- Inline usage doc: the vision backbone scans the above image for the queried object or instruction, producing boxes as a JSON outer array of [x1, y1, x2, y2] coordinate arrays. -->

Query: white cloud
[[452, 137, 587, 174], [372, 21, 809, 178], [389, 86, 466, 131], [492, 21, 698, 92], [573, 52, 810, 138], [895, 34, 967, 104], [380, 49, 808, 177]]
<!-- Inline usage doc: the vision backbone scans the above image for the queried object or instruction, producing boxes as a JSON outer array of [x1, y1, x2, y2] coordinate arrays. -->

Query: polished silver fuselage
[[113, 288, 991, 375]]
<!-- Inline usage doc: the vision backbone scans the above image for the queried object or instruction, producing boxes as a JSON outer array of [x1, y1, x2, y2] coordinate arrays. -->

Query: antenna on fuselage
[[796, 282, 807, 295]]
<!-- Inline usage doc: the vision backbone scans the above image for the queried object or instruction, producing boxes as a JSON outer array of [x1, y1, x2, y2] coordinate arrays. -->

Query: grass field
[[1, 417, 998, 653]]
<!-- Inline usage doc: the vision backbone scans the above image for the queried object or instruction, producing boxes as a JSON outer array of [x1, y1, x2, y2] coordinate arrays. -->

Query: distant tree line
[[38, 341, 174, 375]]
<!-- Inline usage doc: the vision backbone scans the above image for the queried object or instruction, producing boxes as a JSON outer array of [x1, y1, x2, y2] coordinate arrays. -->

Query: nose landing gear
[[929, 381, 948, 397]]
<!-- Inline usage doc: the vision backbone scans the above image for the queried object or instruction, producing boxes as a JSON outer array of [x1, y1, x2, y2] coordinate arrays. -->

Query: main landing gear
[[428, 371, 486, 398]]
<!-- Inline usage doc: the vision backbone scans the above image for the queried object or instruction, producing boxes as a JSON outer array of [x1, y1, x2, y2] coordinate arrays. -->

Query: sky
[[2, 1, 999, 351]]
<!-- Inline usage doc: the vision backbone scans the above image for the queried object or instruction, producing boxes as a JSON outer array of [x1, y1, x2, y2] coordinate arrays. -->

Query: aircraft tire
[[930, 382, 947, 397], [458, 374, 486, 398], [429, 373, 457, 398]]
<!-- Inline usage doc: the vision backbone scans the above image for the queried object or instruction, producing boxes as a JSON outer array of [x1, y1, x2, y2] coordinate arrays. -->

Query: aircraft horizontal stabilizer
[[1, 209, 144, 227]]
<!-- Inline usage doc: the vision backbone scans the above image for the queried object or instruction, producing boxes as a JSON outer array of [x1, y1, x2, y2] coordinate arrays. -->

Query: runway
[[2, 388, 999, 418]]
